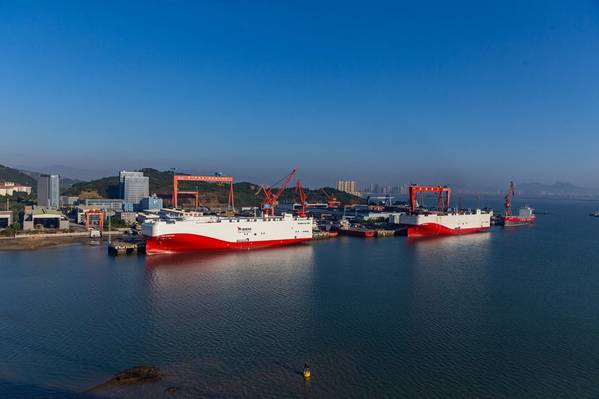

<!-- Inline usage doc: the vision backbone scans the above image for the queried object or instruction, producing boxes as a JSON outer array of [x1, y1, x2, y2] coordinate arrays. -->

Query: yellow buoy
[[303, 363, 311, 379]]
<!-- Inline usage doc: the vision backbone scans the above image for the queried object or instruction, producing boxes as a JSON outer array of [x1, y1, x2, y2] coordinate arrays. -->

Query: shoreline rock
[[85, 366, 162, 393]]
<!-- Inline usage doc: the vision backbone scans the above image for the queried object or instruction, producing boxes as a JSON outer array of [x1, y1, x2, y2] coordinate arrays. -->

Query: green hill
[[0, 164, 37, 188], [61, 168, 364, 207], [63, 176, 120, 198]]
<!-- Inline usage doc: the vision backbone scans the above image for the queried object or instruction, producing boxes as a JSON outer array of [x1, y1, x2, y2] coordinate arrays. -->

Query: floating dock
[[312, 231, 338, 240], [108, 241, 143, 256], [375, 229, 395, 238]]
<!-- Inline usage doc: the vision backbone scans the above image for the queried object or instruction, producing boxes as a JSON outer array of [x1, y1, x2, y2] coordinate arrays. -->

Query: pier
[[108, 241, 143, 256]]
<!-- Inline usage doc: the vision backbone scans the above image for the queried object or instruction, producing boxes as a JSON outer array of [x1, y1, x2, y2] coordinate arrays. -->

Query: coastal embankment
[[0, 231, 124, 251]]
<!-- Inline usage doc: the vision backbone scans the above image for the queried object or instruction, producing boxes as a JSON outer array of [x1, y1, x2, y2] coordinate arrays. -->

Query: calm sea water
[[2, 198, 599, 398]]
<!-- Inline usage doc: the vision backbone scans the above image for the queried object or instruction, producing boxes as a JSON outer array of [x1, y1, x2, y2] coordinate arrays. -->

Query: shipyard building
[[119, 171, 149, 206]]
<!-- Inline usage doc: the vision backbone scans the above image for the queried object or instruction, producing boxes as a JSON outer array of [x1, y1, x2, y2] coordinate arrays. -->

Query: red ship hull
[[407, 223, 490, 237], [504, 215, 535, 227], [145, 234, 311, 255]]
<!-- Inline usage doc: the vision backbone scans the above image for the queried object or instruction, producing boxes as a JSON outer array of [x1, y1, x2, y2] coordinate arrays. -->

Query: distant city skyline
[[2, 1, 599, 188]]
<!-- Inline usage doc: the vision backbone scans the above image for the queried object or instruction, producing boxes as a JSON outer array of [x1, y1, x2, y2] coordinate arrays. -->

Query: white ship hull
[[401, 210, 491, 237]]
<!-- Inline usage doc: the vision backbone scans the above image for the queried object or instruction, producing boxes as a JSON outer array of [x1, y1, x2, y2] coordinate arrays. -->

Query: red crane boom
[[504, 181, 515, 216], [295, 180, 307, 217], [256, 168, 297, 215], [321, 188, 341, 208]]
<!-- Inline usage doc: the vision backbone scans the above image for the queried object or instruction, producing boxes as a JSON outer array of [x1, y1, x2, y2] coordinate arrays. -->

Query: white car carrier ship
[[401, 184, 492, 237], [143, 211, 313, 254]]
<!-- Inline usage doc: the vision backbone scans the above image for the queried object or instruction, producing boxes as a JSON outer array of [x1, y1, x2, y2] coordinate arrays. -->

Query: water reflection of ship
[[406, 228, 491, 249], [143, 244, 316, 334]]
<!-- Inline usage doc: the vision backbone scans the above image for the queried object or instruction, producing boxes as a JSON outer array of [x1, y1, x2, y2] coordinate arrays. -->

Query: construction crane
[[295, 180, 307, 217], [256, 168, 297, 215], [321, 188, 341, 208], [504, 181, 515, 216]]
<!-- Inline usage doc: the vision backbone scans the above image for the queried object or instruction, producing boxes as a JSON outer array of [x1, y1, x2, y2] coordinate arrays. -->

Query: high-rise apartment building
[[336, 180, 358, 196], [37, 174, 60, 209]]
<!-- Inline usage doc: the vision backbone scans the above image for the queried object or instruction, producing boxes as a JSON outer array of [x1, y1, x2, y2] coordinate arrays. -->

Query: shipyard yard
[[1, 197, 599, 398]]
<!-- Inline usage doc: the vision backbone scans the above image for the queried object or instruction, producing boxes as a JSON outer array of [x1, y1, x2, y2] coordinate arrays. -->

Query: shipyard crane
[[256, 168, 297, 215], [504, 181, 515, 216], [321, 188, 341, 208], [172, 174, 234, 210], [295, 180, 307, 217], [408, 184, 451, 212]]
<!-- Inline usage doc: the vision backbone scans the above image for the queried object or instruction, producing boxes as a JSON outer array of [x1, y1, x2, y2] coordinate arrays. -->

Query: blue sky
[[1, 1, 598, 188]]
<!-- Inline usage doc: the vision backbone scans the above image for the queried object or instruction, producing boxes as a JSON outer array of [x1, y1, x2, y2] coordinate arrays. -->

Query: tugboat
[[503, 181, 535, 227]]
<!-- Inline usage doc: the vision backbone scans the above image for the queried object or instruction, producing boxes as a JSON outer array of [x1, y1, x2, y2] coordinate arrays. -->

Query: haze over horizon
[[1, 1, 598, 188]]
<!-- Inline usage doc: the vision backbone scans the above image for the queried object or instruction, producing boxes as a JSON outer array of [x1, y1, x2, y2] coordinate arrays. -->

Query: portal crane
[[172, 175, 234, 210], [408, 184, 451, 212], [256, 168, 297, 215], [295, 180, 307, 217], [504, 181, 515, 216], [84, 209, 105, 231], [321, 188, 341, 208]]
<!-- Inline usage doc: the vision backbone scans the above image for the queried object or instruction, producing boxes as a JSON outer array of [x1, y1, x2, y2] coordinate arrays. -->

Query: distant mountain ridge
[[11, 164, 110, 181], [517, 181, 599, 197], [19, 169, 83, 190]]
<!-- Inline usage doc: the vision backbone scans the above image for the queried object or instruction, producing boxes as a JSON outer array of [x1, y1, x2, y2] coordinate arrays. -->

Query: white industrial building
[[0, 182, 32, 196]]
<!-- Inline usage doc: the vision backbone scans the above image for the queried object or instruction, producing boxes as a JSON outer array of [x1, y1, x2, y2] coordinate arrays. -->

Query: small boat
[[334, 219, 375, 238], [590, 211, 599, 218]]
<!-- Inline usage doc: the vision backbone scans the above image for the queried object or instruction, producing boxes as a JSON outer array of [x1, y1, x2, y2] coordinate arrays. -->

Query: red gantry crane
[[408, 184, 452, 212], [85, 209, 105, 231], [172, 175, 234, 210], [256, 169, 297, 216]]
